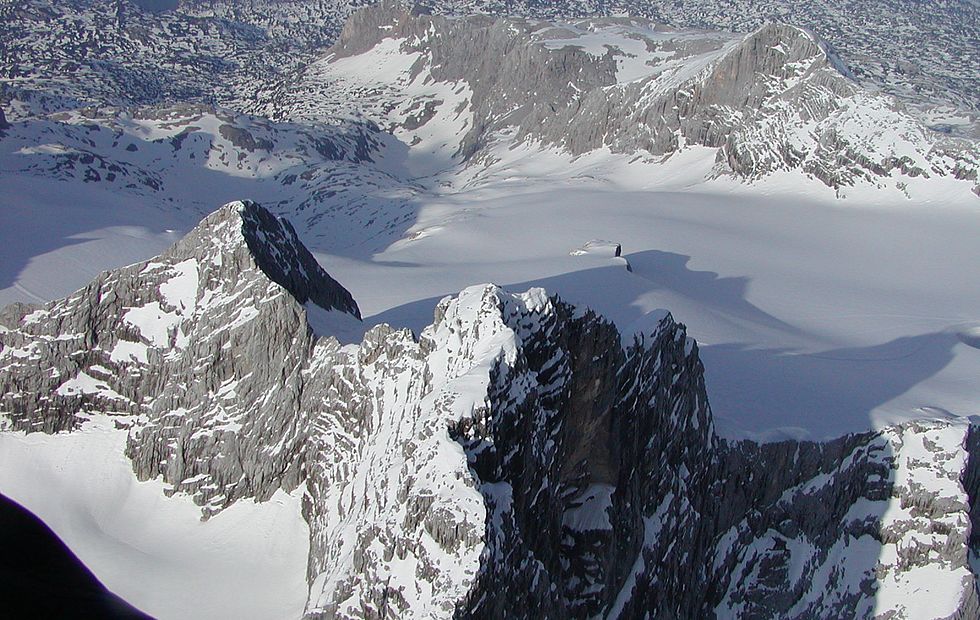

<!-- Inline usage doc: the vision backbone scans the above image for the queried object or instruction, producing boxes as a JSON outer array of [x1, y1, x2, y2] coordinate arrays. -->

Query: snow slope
[[0, 415, 310, 620], [1, 5, 980, 618]]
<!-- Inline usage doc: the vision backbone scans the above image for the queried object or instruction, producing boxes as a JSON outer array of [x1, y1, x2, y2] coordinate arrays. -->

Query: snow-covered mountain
[[6, 2, 977, 202], [2, 2, 980, 618], [2, 202, 977, 618], [3, 0, 978, 121], [0, 101, 433, 269], [271, 3, 977, 192]]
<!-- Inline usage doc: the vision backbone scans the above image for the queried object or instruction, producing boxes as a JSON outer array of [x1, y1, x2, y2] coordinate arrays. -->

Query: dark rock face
[[1, 206, 977, 618], [453, 303, 701, 617], [453, 297, 975, 619], [238, 200, 361, 318]]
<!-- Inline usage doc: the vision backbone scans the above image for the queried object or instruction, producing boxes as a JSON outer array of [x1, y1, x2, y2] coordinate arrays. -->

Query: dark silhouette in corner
[[0, 493, 153, 619]]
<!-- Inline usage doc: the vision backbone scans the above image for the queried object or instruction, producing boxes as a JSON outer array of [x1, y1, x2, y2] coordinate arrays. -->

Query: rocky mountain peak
[[173, 200, 361, 318], [744, 22, 848, 73], [2, 205, 979, 616], [332, 0, 425, 59], [705, 21, 855, 103], [275, 4, 977, 193], [0, 200, 358, 435]]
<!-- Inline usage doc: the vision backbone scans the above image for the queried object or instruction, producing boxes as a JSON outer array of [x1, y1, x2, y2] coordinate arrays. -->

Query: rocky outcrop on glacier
[[2, 203, 978, 618], [284, 3, 979, 193]]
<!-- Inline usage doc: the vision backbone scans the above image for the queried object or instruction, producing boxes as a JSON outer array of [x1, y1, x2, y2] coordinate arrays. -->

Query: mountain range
[[3, 201, 978, 618], [1, 1, 979, 618]]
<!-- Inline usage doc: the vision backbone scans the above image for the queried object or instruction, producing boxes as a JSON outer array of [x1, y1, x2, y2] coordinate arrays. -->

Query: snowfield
[[2, 142, 979, 617], [0, 416, 309, 619], [1, 5, 979, 618]]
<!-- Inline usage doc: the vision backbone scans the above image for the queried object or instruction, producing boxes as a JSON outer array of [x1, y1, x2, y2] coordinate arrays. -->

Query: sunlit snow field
[[5, 141, 976, 442], [2, 24, 980, 614], [0, 416, 310, 619]]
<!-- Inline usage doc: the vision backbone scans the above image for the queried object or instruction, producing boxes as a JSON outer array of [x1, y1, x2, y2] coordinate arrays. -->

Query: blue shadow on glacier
[[366, 251, 957, 440], [624, 250, 801, 335], [700, 333, 958, 441]]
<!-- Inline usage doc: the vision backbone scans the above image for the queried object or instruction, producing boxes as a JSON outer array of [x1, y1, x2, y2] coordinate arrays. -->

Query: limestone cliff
[[1, 203, 976, 618], [277, 2, 978, 193]]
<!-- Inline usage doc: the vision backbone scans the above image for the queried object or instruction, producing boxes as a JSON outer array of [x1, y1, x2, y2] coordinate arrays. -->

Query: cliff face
[[279, 2, 979, 193], [1, 203, 977, 618], [0, 201, 359, 513], [450, 298, 977, 619]]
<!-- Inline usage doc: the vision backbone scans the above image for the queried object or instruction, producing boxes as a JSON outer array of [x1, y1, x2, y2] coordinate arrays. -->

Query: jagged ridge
[[1, 205, 977, 618], [282, 3, 979, 192]]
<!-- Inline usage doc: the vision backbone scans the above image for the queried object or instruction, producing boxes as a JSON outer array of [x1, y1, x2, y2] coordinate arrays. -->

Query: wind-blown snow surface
[[8, 129, 979, 441], [0, 416, 310, 620]]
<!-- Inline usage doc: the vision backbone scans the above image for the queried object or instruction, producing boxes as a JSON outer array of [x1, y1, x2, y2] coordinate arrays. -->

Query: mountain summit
[[0, 200, 359, 430], [208, 201, 360, 318], [2, 205, 978, 618]]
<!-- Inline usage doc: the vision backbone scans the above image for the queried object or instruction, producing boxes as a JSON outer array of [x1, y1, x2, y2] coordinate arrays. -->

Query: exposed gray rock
[[1, 205, 976, 618], [292, 4, 979, 193], [0, 201, 359, 512], [326, 1, 621, 159]]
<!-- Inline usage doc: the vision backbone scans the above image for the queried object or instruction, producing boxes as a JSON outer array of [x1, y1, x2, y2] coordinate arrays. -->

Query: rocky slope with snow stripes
[[272, 3, 979, 194], [1, 202, 977, 618], [0, 202, 359, 512], [3, 0, 977, 122]]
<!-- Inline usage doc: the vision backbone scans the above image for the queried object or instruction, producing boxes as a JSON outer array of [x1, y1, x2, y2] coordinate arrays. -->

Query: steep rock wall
[[1, 203, 977, 618]]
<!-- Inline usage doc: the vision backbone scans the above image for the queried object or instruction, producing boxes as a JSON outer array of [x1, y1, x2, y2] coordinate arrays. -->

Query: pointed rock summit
[[174, 201, 360, 318], [0, 200, 359, 433]]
